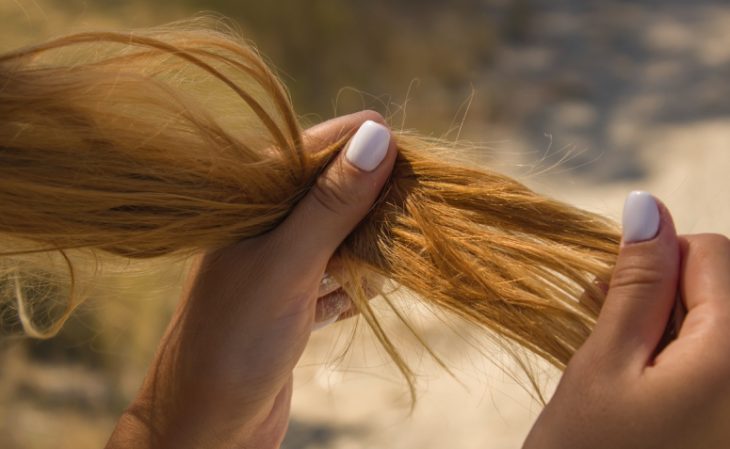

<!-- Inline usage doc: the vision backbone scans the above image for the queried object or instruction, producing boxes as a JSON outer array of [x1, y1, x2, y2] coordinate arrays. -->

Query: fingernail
[[312, 314, 340, 332], [345, 120, 390, 172], [622, 191, 660, 243]]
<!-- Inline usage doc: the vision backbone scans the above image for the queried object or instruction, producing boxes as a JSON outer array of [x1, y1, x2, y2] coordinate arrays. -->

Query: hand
[[524, 192, 730, 449], [106, 111, 397, 449]]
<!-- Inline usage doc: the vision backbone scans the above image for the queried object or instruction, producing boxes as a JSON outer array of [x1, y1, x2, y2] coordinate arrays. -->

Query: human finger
[[266, 117, 397, 302], [302, 110, 388, 155], [589, 192, 681, 368], [678, 234, 730, 314]]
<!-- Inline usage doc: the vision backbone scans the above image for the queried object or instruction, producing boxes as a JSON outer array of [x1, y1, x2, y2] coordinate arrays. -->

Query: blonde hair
[[0, 19, 620, 398]]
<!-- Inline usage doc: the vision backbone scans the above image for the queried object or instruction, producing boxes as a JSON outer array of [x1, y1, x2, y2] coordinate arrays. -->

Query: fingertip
[[621, 192, 678, 247], [344, 120, 391, 172], [303, 110, 388, 153], [354, 109, 387, 126], [622, 191, 660, 244], [591, 192, 681, 367], [655, 199, 678, 242]]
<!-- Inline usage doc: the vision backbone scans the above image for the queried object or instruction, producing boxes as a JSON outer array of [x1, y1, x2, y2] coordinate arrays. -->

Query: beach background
[[1, 1, 729, 448]]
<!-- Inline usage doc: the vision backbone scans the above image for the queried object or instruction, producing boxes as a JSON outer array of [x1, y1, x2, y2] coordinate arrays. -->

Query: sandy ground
[[1, 1, 729, 448]]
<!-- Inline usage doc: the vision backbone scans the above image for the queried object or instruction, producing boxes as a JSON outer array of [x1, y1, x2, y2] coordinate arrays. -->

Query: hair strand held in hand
[[0, 17, 620, 398]]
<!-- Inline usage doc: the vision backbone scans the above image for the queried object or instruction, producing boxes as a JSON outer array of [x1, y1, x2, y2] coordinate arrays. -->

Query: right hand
[[105, 111, 396, 449], [524, 192, 730, 449]]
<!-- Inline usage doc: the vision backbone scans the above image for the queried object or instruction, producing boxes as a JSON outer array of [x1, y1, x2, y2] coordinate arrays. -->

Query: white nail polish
[[312, 314, 340, 332], [345, 120, 390, 172], [622, 191, 660, 243]]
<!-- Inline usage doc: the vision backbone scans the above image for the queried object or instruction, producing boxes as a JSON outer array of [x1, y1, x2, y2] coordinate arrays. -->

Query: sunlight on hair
[[0, 16, 620, 403]]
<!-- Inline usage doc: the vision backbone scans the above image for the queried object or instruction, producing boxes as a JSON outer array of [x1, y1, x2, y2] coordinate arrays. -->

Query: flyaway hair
[[0, 19, 620, 398]]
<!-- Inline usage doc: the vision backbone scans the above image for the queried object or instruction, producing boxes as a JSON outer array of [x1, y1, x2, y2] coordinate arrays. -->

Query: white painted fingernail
[[312, 314, 340, 332], [622, 191, 660, 243], [345, 120, 390, 172]]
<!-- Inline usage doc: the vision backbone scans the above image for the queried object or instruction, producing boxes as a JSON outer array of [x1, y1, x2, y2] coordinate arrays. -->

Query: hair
[[0, 18, 620, 401]]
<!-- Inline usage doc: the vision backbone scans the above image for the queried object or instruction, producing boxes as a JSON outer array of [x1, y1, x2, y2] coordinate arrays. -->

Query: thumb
[[590, 191, 681, 367], [273, 119, 396, 271]]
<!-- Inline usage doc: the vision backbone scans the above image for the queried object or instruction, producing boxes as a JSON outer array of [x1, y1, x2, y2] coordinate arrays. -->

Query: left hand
[[106, 110, 397, 449], [523, 194, 730, 449]]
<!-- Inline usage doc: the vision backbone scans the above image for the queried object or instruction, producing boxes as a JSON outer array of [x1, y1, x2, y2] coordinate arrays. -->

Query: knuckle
[[563, 350, 607, 397], [692, 233, 730, 255], [310, 167, 362, 214], [564, 350, 596, 384], [571, 337, 614, 376], [565, 340, 631, 401], [609, 257, 666, 292]]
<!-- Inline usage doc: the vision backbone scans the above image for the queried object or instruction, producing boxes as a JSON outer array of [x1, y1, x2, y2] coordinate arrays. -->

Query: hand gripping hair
[[0, 19, 620, 398]]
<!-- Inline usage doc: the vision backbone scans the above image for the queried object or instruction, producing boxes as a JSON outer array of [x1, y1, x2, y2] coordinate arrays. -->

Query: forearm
[[105, 289, 289, 449]]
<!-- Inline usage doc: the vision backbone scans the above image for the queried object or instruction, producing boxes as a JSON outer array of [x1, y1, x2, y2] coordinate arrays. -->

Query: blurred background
[[2, 0, 729, 448]]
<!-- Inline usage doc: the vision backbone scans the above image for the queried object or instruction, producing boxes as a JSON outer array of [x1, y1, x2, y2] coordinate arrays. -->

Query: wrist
[[107, 385, 288, 449], [107, 255, 296, 449], [106, 400, 246, 449], [105, 401, 157, 449]]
